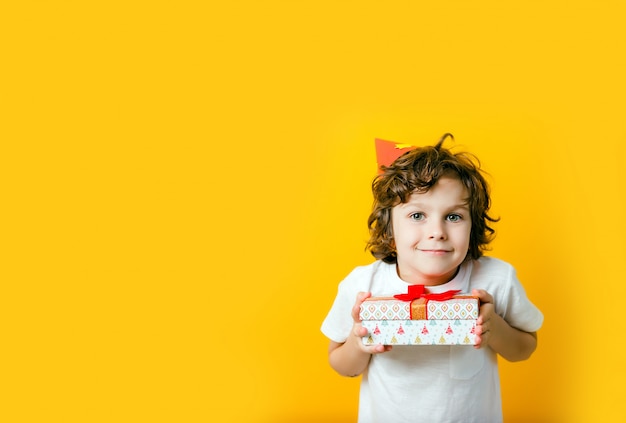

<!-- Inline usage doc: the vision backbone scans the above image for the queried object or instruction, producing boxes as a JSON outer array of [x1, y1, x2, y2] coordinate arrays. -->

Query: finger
[[351, 291, 372, 322], [353, 324, 368, 338], [477, 312, 490, 325], [473, 324, 490, 349], [472, 288, 493, 305], [367, 344, 393, 354], [476, 321, 489, 336], [356, 291, 372, 303], [474, 332, 485, 349], [473, 338, 482, 349], [354, 326, 392, 354]]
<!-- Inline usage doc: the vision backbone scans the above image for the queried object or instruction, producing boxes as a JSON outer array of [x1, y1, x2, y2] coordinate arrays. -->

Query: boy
[[321, 134, 543, 422]]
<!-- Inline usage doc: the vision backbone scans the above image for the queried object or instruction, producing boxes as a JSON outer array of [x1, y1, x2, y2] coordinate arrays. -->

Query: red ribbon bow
[[394, 285, 461, 301]]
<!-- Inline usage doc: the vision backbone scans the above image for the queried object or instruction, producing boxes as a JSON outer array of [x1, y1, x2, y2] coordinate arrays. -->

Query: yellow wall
[[3, 1, 625, 422]]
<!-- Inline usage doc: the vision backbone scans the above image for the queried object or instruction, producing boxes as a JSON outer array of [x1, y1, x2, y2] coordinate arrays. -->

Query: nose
[[428, 221, 446, 240]]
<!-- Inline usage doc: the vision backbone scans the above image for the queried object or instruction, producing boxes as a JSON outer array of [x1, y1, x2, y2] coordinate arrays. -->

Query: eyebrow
[[402, 201, 470, 210]]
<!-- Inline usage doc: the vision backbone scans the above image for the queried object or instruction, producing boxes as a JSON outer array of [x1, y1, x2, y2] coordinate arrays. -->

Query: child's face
[[391, 175, 471, 286]]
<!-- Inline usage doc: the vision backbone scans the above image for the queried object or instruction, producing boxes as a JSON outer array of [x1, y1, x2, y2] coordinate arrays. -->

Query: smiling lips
[[419, 249, 451, 255]]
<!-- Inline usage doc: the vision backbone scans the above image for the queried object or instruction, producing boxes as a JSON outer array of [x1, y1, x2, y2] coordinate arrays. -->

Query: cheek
[[387, 229, 396, 248], [460, 229, 472, 248], [390, 230, 406, 248], [451, 225, 471, 244]]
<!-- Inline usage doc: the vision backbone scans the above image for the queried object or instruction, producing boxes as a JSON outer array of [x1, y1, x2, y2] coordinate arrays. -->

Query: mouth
[[419, 249, 451, 255]]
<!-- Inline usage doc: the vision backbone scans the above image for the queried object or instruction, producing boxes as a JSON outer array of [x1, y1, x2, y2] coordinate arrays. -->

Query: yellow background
[[2, 1, 625, 422]]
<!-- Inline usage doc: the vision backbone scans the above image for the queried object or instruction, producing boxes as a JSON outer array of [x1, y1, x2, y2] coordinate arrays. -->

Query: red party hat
[[375, 139, 417, 174]]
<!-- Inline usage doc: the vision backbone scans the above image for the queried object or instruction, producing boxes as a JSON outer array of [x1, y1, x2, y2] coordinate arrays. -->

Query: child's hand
[[472, 289, 496, 350], [350, 291, 393, 355], [470, 288, 539, 361]]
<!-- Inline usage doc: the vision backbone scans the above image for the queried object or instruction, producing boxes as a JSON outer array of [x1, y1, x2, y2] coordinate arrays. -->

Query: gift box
[[359, 285, 479, 345]]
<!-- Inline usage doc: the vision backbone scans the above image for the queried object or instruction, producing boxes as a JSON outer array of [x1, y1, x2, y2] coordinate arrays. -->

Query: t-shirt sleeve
[[320, 279, 355, 343], [497, 264, 544, 333], [321, 267, 367, 343]]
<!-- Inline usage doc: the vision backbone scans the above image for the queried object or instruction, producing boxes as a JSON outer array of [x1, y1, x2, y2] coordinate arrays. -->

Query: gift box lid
[[359, 286, 479, 320]]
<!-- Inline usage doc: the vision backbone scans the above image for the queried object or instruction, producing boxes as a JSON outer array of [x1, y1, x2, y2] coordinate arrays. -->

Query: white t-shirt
[[321, 256, 544, 423]]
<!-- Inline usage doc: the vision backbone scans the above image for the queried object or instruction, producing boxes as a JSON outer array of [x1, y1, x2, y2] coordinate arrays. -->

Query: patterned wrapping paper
[[359, 295, 479, 321], [359, 293, 479, 346], [362, 319, 477, 345]]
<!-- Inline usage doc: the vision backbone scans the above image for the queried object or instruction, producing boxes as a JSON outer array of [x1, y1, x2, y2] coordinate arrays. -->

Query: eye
[[447, 213, 462, 222], [409, 212, 425, 221]]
